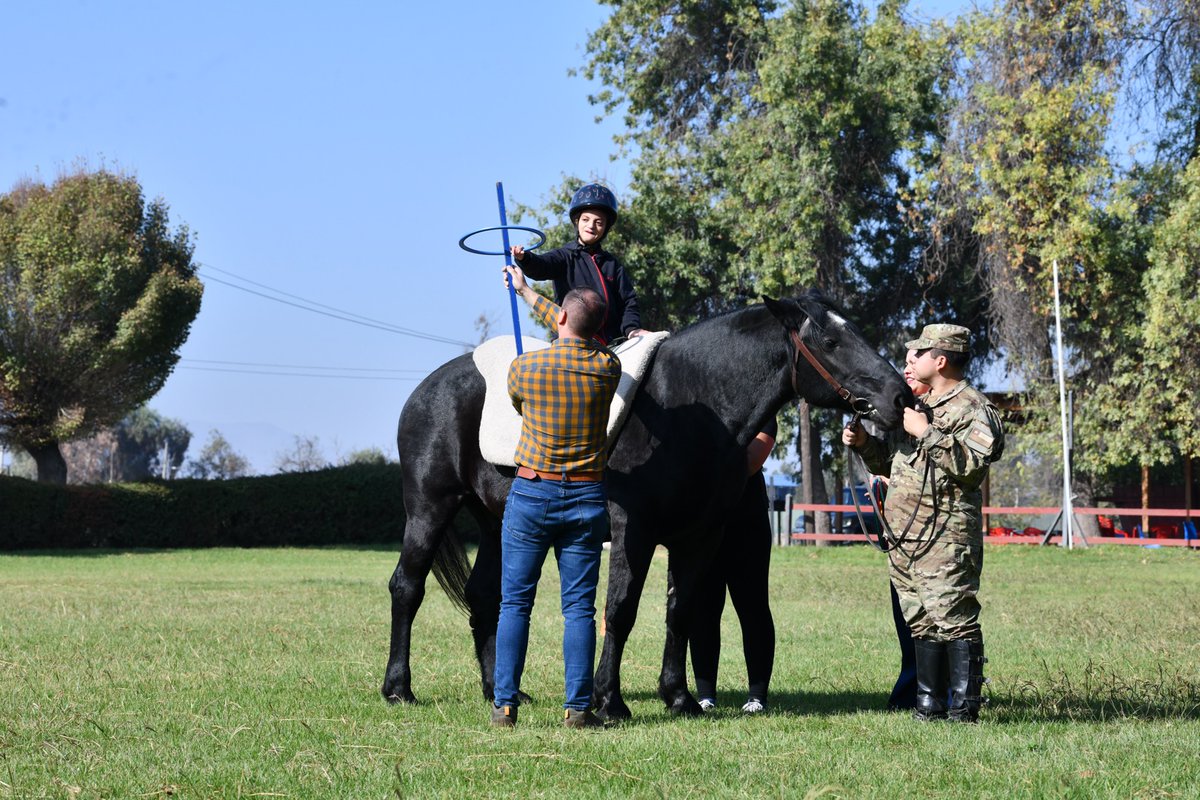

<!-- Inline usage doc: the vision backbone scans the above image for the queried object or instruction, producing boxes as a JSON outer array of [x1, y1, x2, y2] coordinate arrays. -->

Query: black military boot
[[947, 638, 986, 723], [912, 639, 948, 721]]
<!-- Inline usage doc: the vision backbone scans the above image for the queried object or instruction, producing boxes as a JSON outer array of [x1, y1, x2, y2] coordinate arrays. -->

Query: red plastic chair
[[1150, 524, 1181, 539]]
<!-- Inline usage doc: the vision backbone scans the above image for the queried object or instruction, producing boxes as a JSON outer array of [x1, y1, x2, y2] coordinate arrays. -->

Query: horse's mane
[[660, 289, 836, 343]]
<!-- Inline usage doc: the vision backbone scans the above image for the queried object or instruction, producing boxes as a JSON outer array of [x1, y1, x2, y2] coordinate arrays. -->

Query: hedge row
[[0, 463, 410, 550]]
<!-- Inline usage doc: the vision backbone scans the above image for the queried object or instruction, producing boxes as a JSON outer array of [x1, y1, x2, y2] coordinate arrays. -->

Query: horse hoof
[[668, 695, 704, 717], [382, 687, 418, 705], [595, 698, 632, 722]]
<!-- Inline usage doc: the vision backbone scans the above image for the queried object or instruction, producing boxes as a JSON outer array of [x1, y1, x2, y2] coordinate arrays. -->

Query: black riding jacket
[[518, 240, 642, 345]]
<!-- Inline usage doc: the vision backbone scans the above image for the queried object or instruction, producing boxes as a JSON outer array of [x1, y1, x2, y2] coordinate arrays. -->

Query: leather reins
[[787, 319, 937, 558]]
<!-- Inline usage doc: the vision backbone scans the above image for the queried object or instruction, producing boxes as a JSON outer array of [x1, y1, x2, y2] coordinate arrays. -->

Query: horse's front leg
[[658, 548, 708, 716], [593, 527, 655, 722]]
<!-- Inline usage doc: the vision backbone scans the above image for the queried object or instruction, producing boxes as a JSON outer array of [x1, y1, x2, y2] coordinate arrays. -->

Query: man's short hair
[[562, 288, 607, 339], [927, 347, 971, 372]]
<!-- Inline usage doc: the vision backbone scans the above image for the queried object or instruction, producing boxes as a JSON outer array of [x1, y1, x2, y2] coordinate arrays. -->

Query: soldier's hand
[[842, 421, 865, 447], [903, 406, 930, 438]]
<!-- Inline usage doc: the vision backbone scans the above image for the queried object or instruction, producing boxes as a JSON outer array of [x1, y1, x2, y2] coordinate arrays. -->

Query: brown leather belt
[[516, 465, 603, 483]]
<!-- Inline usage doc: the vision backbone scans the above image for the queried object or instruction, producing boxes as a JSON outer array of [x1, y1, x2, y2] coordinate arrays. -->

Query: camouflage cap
[[906, 323, 971, 353]]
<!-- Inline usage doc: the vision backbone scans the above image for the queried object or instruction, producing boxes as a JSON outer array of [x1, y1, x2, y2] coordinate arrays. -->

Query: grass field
[[1, 544, 1198, 799]]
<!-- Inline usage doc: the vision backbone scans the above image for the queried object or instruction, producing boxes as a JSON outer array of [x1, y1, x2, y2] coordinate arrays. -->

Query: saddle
[[472, 331, 670, 467]]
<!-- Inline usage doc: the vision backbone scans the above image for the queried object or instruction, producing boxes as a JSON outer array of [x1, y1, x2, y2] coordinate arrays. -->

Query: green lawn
[[1, 544, 1197, 799]]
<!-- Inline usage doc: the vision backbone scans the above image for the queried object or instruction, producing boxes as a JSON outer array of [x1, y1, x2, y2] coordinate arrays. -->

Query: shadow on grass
[[612, 662, 1200, 724], [614, 688, 895, 721]]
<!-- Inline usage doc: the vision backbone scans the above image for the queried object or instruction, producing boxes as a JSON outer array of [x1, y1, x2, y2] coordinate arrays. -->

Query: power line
[[178, 365, 425, 381], [196, 263, 475, 348], [181, 357, 432, 373]]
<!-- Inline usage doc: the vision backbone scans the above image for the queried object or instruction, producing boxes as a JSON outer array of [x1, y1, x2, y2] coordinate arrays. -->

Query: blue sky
[[3, 1, 635, 472], [3, 0, 966, 474]]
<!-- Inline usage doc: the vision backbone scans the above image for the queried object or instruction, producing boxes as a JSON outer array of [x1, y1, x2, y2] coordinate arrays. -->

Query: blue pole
[[496, 181, 523, 355]]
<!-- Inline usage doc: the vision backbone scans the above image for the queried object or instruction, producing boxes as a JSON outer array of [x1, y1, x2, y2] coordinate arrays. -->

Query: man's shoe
[[698, 697, 716, 712], [490, 704, 517, 728], [562, 708, 604, 729]]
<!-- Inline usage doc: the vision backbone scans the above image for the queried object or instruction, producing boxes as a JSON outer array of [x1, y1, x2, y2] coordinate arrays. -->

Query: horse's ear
[[763, 296, 810, 328]]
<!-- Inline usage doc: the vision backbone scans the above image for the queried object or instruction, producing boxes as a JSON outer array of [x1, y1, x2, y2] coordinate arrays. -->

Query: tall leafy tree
[[928, 0, 1124, 371], [573, 0, 954, 529], [582, 0, 777, 145], [1084, 157, 1200, 481], [0, 168, 203, 483], [915, 0, 1128, 530]]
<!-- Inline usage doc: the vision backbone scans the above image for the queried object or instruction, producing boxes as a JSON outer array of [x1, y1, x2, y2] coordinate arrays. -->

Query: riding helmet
[[569, 183, 618, 227]]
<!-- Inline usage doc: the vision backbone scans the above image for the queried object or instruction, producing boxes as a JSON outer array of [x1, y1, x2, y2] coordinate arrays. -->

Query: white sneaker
[[698, 698, 716, 712], [741, 698, 766, 714]]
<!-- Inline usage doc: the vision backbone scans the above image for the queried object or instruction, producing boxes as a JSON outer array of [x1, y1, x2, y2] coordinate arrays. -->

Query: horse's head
[[764, 294, 911, 431]]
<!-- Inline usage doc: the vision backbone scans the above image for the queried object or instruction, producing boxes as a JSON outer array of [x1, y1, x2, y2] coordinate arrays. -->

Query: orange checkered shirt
[[509, 294, 621, 474]]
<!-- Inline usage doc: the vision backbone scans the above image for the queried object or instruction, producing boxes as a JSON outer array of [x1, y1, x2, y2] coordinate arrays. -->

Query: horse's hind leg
[[462, 503, 502, 703], [381, 499, 460, 704]]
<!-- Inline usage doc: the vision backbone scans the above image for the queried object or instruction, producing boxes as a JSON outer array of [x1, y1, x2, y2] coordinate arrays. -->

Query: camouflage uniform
[[853, 323, 1004, 722], [858, 379, 1004, 640]]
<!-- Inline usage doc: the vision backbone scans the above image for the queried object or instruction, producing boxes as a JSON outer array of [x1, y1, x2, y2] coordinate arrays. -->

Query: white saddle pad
[[472, 331, 671, 467]]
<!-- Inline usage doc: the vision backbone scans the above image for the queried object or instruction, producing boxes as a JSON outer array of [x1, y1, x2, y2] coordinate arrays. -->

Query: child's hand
[[509, 245, 526, 262]]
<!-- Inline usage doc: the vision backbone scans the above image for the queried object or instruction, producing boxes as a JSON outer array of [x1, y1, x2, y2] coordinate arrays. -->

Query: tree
[[115, 406, 192, 480], [61, 429, 120, 484], [582, 0, 777, 146], [187, 429, 251, 480], [0, 167, 203, 483], [929, 0, 1124, 375], [274, 435, 328, 473], [573, 0, 955, 531], [54, 406, 191, 483], [340, 446, 391, 466]]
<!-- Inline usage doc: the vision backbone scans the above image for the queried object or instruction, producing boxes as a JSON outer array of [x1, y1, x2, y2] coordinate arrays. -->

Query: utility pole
[[1052, 260, 1079, 548]]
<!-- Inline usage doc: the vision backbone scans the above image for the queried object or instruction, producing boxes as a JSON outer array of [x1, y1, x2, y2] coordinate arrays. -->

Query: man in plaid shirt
[[491, 265, 621, 730]]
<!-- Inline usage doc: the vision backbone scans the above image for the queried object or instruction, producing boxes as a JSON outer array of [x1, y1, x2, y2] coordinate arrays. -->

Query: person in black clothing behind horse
[[688, 419, 778, 714], [509, 183, 649, 346]]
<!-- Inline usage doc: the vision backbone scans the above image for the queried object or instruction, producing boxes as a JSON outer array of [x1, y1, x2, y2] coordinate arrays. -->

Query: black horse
[[382, 293, 911, 719]]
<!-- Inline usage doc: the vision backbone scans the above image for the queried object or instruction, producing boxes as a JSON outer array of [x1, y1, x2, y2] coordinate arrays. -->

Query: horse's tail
[[430, 518, 472, 615]]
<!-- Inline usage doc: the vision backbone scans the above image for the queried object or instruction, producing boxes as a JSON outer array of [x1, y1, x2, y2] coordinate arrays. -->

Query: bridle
[[787, 319, 875, 424], [787, 317, 937, 559]]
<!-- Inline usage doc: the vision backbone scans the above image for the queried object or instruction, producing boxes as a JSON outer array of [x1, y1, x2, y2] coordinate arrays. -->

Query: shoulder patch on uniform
[[965, 419, 995, 456]]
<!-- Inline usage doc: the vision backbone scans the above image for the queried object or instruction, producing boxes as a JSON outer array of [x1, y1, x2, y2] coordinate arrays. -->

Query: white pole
[[1052, 260, 1075, 548]]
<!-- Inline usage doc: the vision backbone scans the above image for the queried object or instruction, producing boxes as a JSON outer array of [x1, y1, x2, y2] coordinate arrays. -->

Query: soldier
[[842, 324, 1004, 723]]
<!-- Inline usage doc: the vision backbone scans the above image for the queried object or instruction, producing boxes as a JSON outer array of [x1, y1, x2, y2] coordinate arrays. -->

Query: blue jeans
[[493, 476, 608, 710]]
